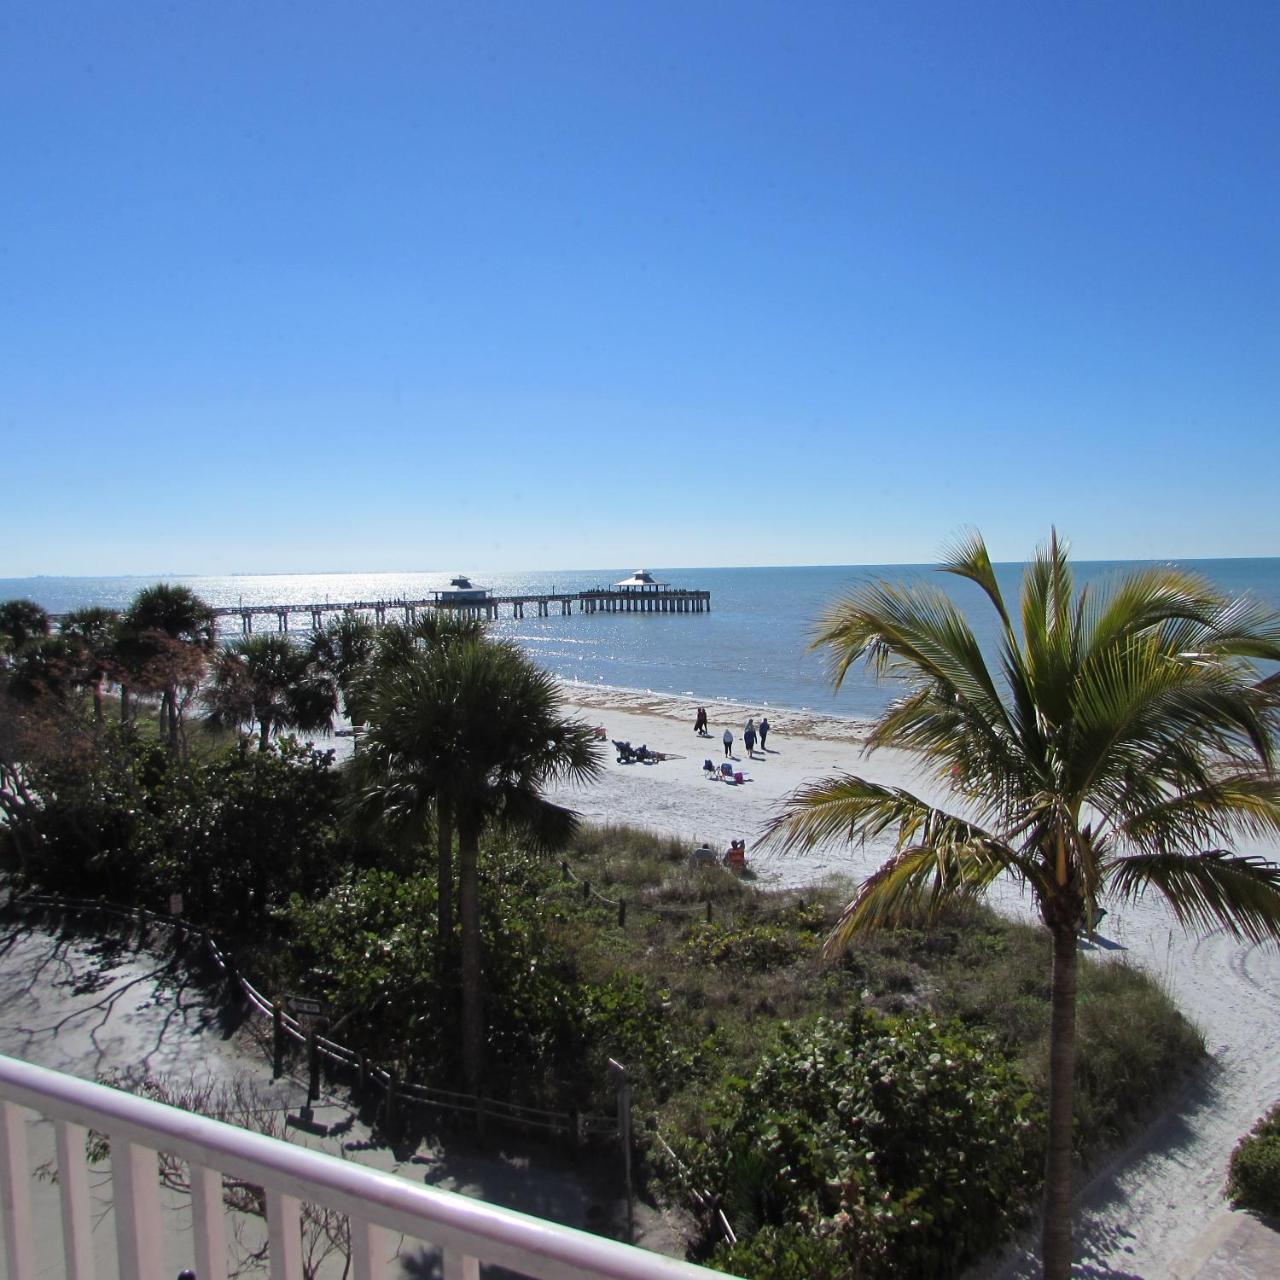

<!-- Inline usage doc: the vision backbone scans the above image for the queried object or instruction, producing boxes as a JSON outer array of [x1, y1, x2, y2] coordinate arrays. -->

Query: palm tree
[[353, 634, 603, 1091], [59, 606, 120, 723], [307, 613, 378, 725], [0, 599, 51, 660], [348, 610, 489, 940], [204, 634, 338, 751], [765, 531, 1280, 1280], [119, 584, 217, 749]]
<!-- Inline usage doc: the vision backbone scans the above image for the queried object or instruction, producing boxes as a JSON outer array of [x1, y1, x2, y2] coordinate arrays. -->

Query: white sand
[[543, 687, 1280, 1279]]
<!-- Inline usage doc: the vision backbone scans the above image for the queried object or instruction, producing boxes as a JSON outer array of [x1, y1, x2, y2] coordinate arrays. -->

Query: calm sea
[[3, 561, 1278, 721]]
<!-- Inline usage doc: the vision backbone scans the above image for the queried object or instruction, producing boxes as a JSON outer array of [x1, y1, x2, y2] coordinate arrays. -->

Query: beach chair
[[613, 740, 639, 764]]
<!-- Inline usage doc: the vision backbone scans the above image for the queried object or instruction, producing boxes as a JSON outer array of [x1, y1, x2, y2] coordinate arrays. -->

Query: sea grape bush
[[688, 1010, 1043, 1279], [1227, 1103, 1280, 1217]]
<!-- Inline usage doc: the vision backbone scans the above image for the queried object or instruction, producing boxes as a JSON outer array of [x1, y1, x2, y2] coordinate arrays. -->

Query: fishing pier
[[218, 573, 710, 634]]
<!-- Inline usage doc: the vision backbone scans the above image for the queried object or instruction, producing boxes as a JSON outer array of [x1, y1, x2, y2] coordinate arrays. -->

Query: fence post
[[272, 1002, 285, 1078], [223, 950, 241, 1003], [582, 880, 590, 902], [302, 1030, 321, 1123], [617, 899, 627, 928], [705, 901, 713, 924], [384, 1071, 397, 1131]]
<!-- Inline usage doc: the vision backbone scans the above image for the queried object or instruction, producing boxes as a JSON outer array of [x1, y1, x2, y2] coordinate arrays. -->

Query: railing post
[[190, 1163, 228, 1280], [114, 1139, 166, 1280], [351, 1219, 388, 1280], [442, 1250, 481, 1280], [0, 1101, 35, 1280], [265, 1189, 304, 1280], [54, 1119, 93, 1280]]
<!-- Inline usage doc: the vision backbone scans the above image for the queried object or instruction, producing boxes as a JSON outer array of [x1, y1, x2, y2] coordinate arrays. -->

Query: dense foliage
[[1228, 1103, 1280, 1217], [0, 717, 347, 940], [693, 1011, 1042, 1279], [273, 855, 676, 1105]]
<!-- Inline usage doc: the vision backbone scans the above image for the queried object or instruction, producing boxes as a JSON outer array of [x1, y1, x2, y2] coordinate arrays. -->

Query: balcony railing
[[0, 1054, 730, 1280]]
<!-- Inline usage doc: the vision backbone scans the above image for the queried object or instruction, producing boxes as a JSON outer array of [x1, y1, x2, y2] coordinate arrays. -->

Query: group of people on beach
[[695, 707, 770, 759], [690, 839, 747, 872]]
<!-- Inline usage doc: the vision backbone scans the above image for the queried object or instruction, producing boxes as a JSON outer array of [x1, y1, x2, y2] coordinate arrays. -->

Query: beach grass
[[557, 823, 1205, 1163]]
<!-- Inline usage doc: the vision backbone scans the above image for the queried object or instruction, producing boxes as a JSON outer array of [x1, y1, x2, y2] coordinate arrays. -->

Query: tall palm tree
[[766, 531, 1280, 1280], [353, 635, 603, 1092], [348, 610, 488, 940], [120, 584, 217, 750], [59, 606, 120, 723], [204, 633, 338, 751]]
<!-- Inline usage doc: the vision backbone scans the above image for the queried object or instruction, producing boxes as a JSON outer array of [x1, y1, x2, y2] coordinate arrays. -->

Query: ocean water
[[3, 560, 1278, 721]]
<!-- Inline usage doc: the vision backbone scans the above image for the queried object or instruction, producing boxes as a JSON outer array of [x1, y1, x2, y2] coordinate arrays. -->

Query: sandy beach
[[543, 686, 1280, 1279]]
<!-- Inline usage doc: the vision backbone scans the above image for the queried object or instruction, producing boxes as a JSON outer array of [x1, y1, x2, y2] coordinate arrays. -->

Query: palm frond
[[1103, 850, 1280, 944], [938, 527, 1013, 633], [813, 580, 1016, 751], [1116, 774, 1280, 854], [825, 836, 1035, 954]]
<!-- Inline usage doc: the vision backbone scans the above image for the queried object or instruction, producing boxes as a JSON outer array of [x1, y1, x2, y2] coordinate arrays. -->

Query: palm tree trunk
[[437, 802, 454, 943], [165, 684, 180, 752], [120, 684, 130, 723], [259, 713, 272, 752], [1042, 923, 1079, 1279], [457, 817, 484, 1095]]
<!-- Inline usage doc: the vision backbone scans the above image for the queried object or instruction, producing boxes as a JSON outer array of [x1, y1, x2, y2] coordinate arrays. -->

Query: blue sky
[[2, 1, 1276, 575]]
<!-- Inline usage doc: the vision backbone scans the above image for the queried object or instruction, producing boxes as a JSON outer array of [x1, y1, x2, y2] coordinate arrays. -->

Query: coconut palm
[[59, 606, 120, 723], [353, 634, 603, 1091], [765, 531, 1280, 1280], [204, 634, 338, 752], [120, 584, 217, 749]]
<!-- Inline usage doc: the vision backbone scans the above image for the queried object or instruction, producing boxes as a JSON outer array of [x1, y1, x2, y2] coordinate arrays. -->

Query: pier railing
[[205, 588, 710, 632]]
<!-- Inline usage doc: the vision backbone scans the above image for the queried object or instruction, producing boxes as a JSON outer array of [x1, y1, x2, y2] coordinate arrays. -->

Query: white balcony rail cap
[[0, 1054, 731, 1280]]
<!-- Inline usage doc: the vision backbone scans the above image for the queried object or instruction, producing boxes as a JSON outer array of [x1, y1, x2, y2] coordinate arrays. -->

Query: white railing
[[0, 1055, 730, 1280]]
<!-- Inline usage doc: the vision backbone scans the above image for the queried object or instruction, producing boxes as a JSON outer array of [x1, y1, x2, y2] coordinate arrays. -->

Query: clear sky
[[2, 1, 1276, 575]]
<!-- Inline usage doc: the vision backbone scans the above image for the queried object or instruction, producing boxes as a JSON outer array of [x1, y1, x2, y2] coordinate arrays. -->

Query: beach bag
[[734, 772, 744, 785]]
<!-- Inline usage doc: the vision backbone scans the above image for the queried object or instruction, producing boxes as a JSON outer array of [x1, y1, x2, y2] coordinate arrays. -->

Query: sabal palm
[[766, 532, 1280, 1280], [59, 606, 120, 722], [204, 634, 337, 751], [0, 600, 51, 658], [120, 584, 217, 748], [354, 635, 603, 1091], [307, 614, 378, 724], [348, 610, 489, 939]]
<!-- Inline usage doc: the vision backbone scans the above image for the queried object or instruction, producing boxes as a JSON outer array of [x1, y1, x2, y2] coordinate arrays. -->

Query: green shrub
[[1228, 1104, 1280, 1216], [681, 921, 817, 971], [685, 1009, 1043, 1279]]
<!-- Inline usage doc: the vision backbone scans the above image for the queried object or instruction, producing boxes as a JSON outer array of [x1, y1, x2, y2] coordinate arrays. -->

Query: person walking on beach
[[758, 717, 769, 750], [723, 727, 733, 758], [743, 722, 756, 757], [694, 706, 708, 736]]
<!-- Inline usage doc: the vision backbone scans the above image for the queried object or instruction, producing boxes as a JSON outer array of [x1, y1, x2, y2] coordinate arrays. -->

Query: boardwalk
[[216, 585, 712, 633]]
